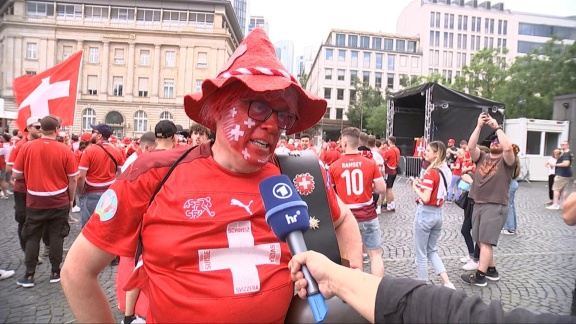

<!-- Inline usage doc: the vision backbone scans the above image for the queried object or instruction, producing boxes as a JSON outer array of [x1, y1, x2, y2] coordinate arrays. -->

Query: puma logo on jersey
[[231, 199, 254, 215]]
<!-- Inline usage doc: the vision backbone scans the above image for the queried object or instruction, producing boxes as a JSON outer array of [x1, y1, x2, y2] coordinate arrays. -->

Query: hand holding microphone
[[259, 175, 328, 323]]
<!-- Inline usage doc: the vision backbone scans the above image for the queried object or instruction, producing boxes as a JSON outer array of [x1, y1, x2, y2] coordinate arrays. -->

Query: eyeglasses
[[92, 130, 99, 134], [247, 101, 298, 130]]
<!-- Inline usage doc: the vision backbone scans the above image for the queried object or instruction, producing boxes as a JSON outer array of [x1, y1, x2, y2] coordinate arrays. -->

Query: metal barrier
[[404, 156, 423, 178], [517, 156, 531, 183]]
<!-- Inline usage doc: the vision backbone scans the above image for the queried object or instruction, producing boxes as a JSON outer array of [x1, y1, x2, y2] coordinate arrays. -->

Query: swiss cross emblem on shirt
[[293, 173, 315, 196]]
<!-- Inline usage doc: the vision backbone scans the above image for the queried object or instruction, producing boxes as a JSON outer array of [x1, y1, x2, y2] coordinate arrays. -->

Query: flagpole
[[72, 49, 84, 136]]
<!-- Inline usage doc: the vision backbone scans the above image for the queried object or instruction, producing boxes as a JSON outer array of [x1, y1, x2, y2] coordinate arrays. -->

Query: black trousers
[[548, 174, 555, 200], [14, 192, 50, 252], [22, 205, 70, 275], [461, 197, 480, 260]]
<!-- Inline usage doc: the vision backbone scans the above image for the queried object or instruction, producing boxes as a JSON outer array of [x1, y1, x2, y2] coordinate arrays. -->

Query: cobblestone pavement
[[1, 180, 575, 322]]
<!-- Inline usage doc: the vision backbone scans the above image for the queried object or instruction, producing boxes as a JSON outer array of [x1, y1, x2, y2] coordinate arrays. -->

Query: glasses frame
[[247, 101, 298, 131]]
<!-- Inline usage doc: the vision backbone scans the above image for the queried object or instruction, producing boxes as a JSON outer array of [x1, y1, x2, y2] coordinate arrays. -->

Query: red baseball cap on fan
[[183, 28, 326, 135]]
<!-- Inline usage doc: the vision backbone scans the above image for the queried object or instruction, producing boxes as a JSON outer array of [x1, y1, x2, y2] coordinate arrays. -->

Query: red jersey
[[13, 138, 78, 208], [79, 142, 126, 193], [319, 149, 341, 167], [452, 157, 463, 176], [0, 148, 5, 170], [418, 168, 444, 207], [83, 143, 341, 323], [383, 146, 400, 174], [7, 138, 29, 193], [329, 153, 383, 222]]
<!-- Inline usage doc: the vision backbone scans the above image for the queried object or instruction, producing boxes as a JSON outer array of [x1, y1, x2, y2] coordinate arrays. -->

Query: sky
[[248, 0, 576, 56]]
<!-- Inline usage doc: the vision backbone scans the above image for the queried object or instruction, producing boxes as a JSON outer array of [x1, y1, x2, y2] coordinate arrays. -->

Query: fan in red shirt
[[77, 123, 126, 228], [382, 136, 401, 212], [319, 141, 341, 167], [62, 28, 363, 324], [329, 127, 386, 278], [12, 115, 78, 288]]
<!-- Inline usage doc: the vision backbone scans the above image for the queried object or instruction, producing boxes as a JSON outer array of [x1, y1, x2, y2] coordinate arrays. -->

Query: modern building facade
[[228, 0, 248, 36], [248, 14, 268, 34], [274, 40, 294, 75], [396, 0, 576, 83], [0, 0, 243, 137], [306, 29, 422, 139]]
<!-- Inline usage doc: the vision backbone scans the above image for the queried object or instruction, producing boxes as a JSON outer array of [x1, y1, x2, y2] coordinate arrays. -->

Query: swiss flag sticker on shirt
[[13, 50, 82, 131]]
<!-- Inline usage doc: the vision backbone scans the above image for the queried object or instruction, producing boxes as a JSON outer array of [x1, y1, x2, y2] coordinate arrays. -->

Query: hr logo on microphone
[[285, 210, 301, 224]]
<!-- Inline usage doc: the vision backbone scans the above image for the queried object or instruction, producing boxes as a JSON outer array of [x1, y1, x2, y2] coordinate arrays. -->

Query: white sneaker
[[376, 206, 381, 214], [462, 260, 479, 271], [0, 269, 15, 280], [71, 206, 81, 213], [546, 204, 561, 210], [459, 255, 471, 263], [443, 281, 456, 290]]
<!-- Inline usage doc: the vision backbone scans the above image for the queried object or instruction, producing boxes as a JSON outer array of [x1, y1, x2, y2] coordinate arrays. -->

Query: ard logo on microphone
[[286, 210, 301, 225], [272, 183, 293, 199]]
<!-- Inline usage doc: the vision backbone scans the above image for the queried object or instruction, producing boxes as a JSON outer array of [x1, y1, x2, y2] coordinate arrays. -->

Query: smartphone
[[482, 107, 489, 115]]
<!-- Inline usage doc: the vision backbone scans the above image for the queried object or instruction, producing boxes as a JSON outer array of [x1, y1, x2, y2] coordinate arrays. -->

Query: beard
[[490, 146, 503, 154]]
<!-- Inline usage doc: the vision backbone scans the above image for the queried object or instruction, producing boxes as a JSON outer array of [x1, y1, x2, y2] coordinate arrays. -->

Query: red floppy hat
[[183, 28, 326, 135]]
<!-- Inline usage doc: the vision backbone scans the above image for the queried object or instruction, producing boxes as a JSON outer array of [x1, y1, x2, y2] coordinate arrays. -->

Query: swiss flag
[[13, 50, 83, 131]]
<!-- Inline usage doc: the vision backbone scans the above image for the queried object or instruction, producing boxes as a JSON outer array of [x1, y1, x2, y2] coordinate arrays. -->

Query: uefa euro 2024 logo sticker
[[95, 189, 118, 222]]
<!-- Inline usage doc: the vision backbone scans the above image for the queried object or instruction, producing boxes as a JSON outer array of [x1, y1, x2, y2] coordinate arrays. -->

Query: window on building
[[349, 89, 357, 103], [348, 35, 358, 47], [400, 55, 407, 67], [462, 34, 467, 50], [429, 49, 435, 66], [376, 53, 383, 69], [62, 45, 72, 60], [325, 48, 333, 60], [517, 41, 543, 54], [362, 71, 370, 84], [26, 1, 54, 17], [88, 47, 99, 63], [87, 75, 98, 95], [164, 79, 175, 98], [56, 3, 81, 19], [463, 15, 468, 30], [396, 39, 405, 52], [430, 11, 440, 28], [325, 68, 333, 80], [163, 10, 187, 24], [84, 5, 108, 20], [189, 12, 214, 27], [375, 72, 382, 88], [503, 20, 507, 35], [363, 52, 371, 68], [137, 9, 161, 23], [384, 38, 394, 50], [350, 70, 358, 86], [458, 15, 463, 30], [114, 48, 125, 64], [134, 110, 148, 132], [336, 108, 344, 120], [197, 52, 207, 68], [388, 54, 395, 70], [195, 79, 203, 92], [387, 73, 394, 89], [111, 7, 135, 21], [26, 43, 37, 59], [82, 108, 96, 131], [160, 111, 173, 121], [360, 36, 370, 49], [407, 41, 416, 52], [324, 108, 331, 119], [412, 56, 419, 68], [337, 69, 345, 81], [338, 50, 346, 61], [525, 131, 559, 155], [324, 88, 331, 99], [373, 37, 382, 50], [351, 51, 358, 67], [337, 89, 344, 100], [138, 77, 149, 97], [112, 76, 123, 96], [140, 50, 150, 66], [165, 51, 176, 67], [335, 34, 346, 46]]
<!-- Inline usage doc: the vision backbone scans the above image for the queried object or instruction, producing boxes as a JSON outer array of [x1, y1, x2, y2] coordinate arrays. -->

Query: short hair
[[71, 134, 79, 141], [359, 132, 369, 145], [12, 129, 19, 136], [189, 123, 210, 136], [375, 139, 382, 148], [40, 115, 60, 133], [367, 135, 376, 147], [139, 131, 156, 145], [388, 136, 396, 144], [460, 140, 468, 145], [300, 134, 311, 140], [341, 127, 360, 148]]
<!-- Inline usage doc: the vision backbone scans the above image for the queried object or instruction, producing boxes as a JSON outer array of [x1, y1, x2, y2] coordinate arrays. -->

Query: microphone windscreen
[[259, 175, 310, 241]]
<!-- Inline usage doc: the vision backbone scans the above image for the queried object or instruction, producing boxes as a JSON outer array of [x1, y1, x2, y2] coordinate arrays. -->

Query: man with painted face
[[61, 28, 363, 323]]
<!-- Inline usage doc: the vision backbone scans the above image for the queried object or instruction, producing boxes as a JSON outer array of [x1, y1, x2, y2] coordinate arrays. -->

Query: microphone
[[259, 175, 328, 323]]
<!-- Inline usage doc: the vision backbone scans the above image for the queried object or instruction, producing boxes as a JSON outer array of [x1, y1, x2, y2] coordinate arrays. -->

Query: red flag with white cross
[[13, 50, 83, 131]]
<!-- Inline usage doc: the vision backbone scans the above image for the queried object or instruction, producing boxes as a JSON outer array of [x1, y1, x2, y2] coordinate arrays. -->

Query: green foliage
[[298, 72, 308, 89], [452, 48, 509, 98], [416, 72, 447, 86], [366, 105, 387, 137], [345, 80, 386, 133]]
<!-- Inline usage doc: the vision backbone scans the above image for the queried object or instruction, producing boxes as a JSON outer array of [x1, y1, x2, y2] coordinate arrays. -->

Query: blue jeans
[[447, 175, 461, 201], [358, 218, 383, 250], [503, 180, 518, 231], [414, 204, 446, 281], [80, 191, 105, 228]]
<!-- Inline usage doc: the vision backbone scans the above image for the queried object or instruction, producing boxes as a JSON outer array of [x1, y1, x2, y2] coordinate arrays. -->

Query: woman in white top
[[544, 148, 562, 205]]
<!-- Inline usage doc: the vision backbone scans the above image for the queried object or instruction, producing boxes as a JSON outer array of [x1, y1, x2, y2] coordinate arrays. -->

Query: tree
[[494, 39, 576, 119], [298, 72, 308, 89], [345, 80, 386, 133], [366, 104, 387, 137], [399, 74, 420, 89], [452, 48, 510, 99], [416, 72, 447, 85]]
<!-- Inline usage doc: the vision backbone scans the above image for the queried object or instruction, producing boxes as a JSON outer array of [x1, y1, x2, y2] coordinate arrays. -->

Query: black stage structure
[[387, 82, 505, 156]]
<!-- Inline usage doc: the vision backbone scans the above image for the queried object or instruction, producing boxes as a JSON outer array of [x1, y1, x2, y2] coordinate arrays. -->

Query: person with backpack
[[409, 141, 455, 289]]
